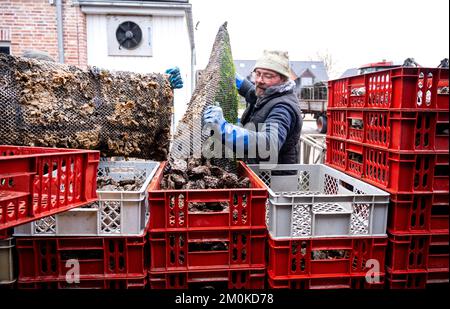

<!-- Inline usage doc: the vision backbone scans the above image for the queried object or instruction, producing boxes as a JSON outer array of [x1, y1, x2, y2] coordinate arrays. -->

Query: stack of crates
[[147, 161, 268, 289], [326, 67, 449, 288], [3, 150, 160, 289], [249, 164, 390, 289], [0, 145, 100, 288]]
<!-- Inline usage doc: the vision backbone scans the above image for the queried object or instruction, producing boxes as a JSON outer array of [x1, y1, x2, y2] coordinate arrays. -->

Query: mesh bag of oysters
[[0, 53, 173, 161], [162, 22, 249, 192]]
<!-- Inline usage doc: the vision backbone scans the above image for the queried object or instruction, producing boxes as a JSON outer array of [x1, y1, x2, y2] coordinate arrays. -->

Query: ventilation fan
[[107, 16, 153, 56], [116, 21, 142, 50]]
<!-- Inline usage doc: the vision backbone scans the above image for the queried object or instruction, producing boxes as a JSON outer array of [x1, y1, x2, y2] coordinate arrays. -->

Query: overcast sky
[[190, 0, 450, 79]]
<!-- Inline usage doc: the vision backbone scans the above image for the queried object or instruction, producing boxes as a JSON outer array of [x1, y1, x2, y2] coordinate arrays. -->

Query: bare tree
[[309, 50, 338, 79]]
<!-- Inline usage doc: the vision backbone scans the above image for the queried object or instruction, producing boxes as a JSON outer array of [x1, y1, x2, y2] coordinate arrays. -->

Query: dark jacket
[[239, 78, 302, 164]]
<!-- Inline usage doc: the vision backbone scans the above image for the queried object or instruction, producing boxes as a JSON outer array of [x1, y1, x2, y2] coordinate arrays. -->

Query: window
[[301, 77, 313, 86], [0, 42, 10, 55]]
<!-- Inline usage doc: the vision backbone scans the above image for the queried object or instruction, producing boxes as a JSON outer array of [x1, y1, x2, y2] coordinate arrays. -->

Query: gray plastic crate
[[0, 238, 15, 285], [14, 160, 159, 237], [248, 164, 389, 239]]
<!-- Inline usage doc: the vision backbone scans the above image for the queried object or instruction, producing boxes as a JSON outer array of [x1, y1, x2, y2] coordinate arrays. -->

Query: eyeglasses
[[252, 70, 280, 82]]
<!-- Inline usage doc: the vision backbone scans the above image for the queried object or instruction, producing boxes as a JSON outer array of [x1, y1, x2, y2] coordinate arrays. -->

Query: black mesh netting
[[0, 53, 173, 160], [169, 22, 239, 173]]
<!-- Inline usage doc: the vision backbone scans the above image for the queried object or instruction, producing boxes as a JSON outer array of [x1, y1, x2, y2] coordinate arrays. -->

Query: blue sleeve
[[264, 105, 292, 151], [220, 104, 293, 156], [238, 78, 257, 106]]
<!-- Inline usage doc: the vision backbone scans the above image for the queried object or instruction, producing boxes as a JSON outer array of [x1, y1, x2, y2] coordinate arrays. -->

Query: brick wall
[[0, 0, 87, 67]]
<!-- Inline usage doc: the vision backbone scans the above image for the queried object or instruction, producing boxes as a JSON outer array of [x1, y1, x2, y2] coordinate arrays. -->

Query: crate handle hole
[[411, 215, 416, 227], [170, 250, 175, 264], [118, 256, 125, 270], [178, 250, 187, 267], [109, 256, 115, 271], [241, 248, 247, 261]]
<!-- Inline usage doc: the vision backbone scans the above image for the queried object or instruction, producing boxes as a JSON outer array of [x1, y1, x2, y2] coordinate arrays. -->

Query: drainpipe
[[56, 0, 64, 63], [185, 6, 196, 93]]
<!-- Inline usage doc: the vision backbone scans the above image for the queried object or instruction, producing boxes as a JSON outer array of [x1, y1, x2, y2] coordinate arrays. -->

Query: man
[[203, 50, 302, 164]]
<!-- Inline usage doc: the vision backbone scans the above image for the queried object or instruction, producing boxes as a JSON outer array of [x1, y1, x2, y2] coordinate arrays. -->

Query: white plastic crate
[[248, 164, 390, 239], [14, 160, 159, 237], [0, 238, 15, 285]]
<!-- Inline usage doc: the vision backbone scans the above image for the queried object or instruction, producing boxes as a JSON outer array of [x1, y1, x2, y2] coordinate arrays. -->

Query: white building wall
[[86, 13, 192, 130]]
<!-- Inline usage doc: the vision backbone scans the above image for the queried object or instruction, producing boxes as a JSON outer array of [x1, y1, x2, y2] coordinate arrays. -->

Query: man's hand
[[203, 105, 227, 132], [166, 67, 183, 89]]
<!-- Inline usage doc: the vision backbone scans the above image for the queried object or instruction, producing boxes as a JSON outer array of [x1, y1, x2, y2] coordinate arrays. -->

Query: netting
[[169, 22, 239, 172], [0, 53, 173, 160]]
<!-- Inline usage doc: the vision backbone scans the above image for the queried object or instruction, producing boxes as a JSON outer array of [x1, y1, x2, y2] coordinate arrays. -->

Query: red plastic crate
[[385, 269, 428, 289], [388, 193, 449, 235], [148, 161, 268, 232], [386, 233, 449, 273], [149, 228, 266, 272], [386, 269, 449, 289], [267, 273, 385, 289], [267, 235, 388, 279], [364, 110, 449, 151], [0, 228, 12, 239], [327, 110, 449, 152], [328, 67, 449, 110], [148, 267, 266, 289], [17, 275, 147, 289], [426, 269, 450, 286], [0, 145, 99, 230], [326, 138, 449, 194], [16, 234, 147, 281]]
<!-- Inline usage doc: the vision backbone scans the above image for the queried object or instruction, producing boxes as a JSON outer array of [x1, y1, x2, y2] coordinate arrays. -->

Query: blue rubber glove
[[203, 105, 249, 153], [235, 73, 244, 90], [203, 105, 227, 132], [165, 67, 183, 89]]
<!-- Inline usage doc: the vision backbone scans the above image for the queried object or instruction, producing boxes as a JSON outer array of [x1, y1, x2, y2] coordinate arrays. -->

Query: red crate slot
[[327, 110, 347, 139], [325, 138, 346, 170], [346, 142, 364, 178], [0, 145, 99, 230], [267, 273, 385, 289], [328, 79, 349, 108], [347, 110, 364, 142], [436, 69, 449, 109], [386, 233, 449, 273], [149, 229, 266, 272], [148, 267, 266, 289], [436, 112, 450, 151], [388, 193, 449, 235], [267, 235, 387, 279], [328, 67, 448, 110], [348, 74, 366, 108], [16, 234, 147, 281], [148, 161, 268, 232], [17, 275, 147, 289]]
